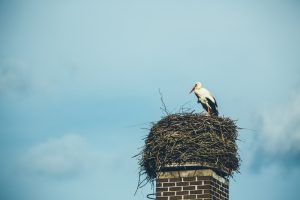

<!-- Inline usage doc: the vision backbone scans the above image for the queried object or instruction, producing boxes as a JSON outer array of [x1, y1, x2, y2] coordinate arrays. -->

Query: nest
[[136, 112, 240, 188]]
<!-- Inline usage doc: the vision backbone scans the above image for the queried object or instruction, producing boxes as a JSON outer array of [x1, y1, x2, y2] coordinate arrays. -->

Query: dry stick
[[158, 89, 169, 115]]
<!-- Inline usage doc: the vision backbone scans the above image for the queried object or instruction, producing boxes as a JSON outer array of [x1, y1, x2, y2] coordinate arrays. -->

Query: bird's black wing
[[206, 97, 219, 116], [213, 97, 218, 107]]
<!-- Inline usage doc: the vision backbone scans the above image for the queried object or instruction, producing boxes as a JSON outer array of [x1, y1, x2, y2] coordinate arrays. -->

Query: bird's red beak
[[189, 86, 195, 94]]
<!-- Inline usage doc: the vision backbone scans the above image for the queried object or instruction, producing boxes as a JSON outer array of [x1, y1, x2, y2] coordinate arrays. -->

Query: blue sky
[[1, 1, 300, 200]]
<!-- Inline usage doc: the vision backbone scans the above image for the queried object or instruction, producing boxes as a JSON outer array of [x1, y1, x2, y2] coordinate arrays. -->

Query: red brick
[[220, 192, 227, 198], [162, 191, 175, 196], [177, 182, 189, 186], [197, 185, 211, 190], [203, 189, 211, 194], [190, 181, 204, 185], [157, 187, 168, 192], [211, 181, 217, 187], [196, 176, 212, 181], [213, 192, 220, 198], [197, 194, 211, 198], [212, 185, 218, 192], [183, 177, 196, 181], [182, 186, 196, 191], [204, 180, 211, 185], [214, 182, 221, 188], [170, 196, 183, 200], [170, 187, 182, 191], [169, 178, 182, 182], [156, 197, 168, 200], [176, 191, 189, 195], [183, 194, 197, 199], [190, 190, 203, 195], [163, 182, 176, 187], [156, 172, 228, 200]]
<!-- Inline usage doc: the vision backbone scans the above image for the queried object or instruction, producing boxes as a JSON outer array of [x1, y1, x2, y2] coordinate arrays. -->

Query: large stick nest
[[136, 113, 240, 187]]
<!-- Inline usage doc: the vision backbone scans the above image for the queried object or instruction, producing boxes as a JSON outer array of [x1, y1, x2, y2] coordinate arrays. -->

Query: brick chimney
[[156, 168, 229, 200], [138, 113, 239, 200]]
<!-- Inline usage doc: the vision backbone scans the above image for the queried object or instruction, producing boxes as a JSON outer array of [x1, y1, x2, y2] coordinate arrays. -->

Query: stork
[[189, 82, 219, 116]]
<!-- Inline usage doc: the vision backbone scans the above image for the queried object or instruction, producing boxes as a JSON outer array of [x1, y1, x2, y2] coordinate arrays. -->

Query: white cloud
[[20, 134, 99, 178], [0, 58, 80, 101], [0, 61, 30, 96], [259, 92, 300, 154]]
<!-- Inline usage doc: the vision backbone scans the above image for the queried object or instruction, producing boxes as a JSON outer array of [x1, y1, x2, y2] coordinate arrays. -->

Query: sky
[[0, 0, 300, 200]]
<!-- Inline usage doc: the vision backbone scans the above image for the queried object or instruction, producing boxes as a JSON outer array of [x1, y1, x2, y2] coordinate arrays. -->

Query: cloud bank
[[20, 134, 99, 179], [251, 91, 300, 169], [0, 61, 30, 96]]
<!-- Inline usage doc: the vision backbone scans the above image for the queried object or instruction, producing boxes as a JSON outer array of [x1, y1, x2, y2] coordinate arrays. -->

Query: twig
[[158, 89, 169, 115]]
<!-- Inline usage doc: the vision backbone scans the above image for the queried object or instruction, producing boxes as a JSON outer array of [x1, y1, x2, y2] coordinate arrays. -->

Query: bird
[[189, 82, 219, 116]]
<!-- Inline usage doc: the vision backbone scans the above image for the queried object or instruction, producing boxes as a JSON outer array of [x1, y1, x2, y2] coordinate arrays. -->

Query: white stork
[[189, 82, 219, 116]]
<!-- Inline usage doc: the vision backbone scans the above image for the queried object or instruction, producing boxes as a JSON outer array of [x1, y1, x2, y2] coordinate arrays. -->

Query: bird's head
[[189, 82, 202, 94]]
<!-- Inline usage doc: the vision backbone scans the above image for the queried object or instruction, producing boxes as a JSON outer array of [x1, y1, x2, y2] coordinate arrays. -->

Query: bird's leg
[[207, 107, 211, 116]]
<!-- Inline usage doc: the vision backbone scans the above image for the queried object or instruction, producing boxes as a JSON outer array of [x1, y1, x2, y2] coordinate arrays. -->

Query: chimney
[[156, 168, 229, 200], [136, 113, 239, 200]]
